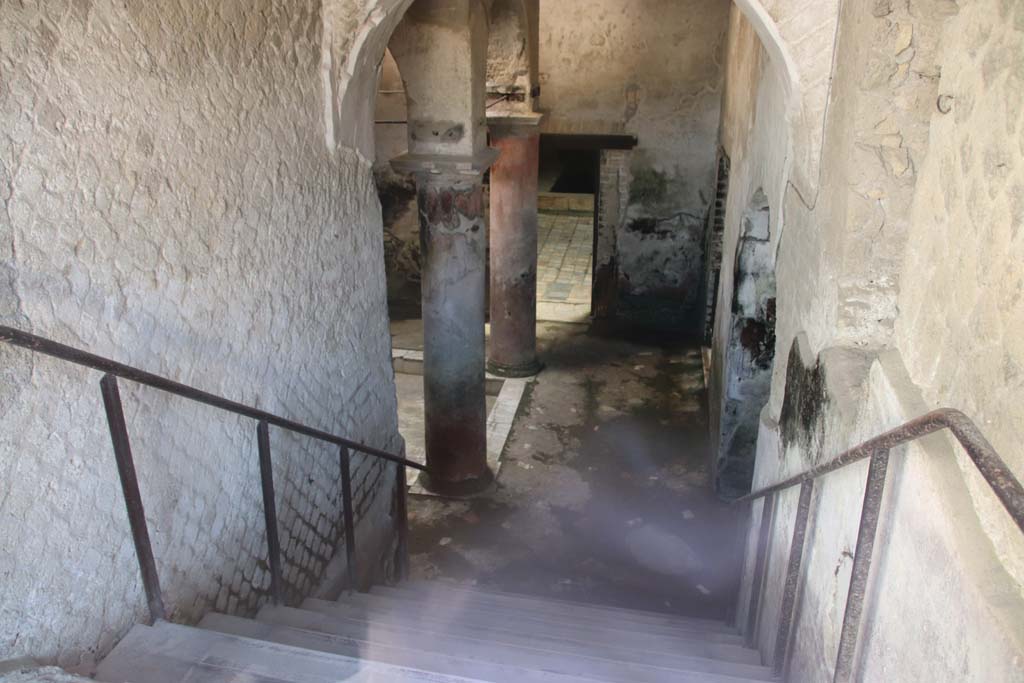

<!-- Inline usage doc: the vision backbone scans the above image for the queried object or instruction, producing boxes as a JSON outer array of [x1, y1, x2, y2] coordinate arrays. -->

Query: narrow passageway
[[406, 321, 745, 621], [537, 211, 593, 311]]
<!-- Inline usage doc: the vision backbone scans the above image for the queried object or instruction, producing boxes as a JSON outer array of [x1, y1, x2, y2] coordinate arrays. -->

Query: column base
[[487, 357, 544, 378], [417, 467, 495, 498]]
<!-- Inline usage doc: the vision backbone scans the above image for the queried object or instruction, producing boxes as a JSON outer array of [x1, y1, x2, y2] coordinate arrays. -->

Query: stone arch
[[322, 0, 495, 160], [322, 0, 415, 158], [716, 189, 776, 497], [731, 0, 840, 214], [388, 0, 491, 160]]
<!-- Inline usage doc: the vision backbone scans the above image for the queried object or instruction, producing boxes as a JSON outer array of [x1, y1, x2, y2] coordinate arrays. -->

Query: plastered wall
[[1, 0, 401, 670], [716, 0, 1024, 678], [539, 0, 730, 325], [894, 0, 1024, 588]]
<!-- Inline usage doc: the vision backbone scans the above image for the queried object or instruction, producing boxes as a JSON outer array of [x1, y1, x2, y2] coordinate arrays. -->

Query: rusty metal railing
[[736, 408, 1024, 682], [0, 325, 423, 622]]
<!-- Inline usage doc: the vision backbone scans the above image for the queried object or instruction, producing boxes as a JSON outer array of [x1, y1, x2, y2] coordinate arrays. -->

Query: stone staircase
[[95, 580, 773, 682]]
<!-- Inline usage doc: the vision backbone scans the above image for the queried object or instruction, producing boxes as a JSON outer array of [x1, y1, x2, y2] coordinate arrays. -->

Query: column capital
[[487, 112, 545, 137], [390, 149, 499, 178]]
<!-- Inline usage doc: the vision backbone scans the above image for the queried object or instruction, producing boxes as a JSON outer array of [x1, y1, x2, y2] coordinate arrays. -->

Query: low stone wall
[[736, 338, 1024, 680]]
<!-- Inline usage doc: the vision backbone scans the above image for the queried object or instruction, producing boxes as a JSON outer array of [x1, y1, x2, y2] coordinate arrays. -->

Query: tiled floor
[[538, 210, 593, 306]]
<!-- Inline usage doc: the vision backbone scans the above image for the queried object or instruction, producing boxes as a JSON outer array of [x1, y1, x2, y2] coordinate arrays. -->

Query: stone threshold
[[538, 191, 595, 214], [537, 301, 591, 324], [392, 348, 531, 497]]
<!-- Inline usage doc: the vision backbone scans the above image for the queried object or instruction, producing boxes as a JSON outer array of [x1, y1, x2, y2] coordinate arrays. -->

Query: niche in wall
[[716, 190, 775, 497]]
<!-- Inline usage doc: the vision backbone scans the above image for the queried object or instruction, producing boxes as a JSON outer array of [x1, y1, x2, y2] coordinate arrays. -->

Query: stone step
[[200, 612, 601, 683], [94, 621, 483, 683], [390, 580, 739, 635], [257, 603, 774, 682], [335, 590, 752, 656], [303, 593, 761, 663]]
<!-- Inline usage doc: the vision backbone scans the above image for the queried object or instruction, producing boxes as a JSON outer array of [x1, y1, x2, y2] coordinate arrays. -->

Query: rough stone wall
[[894, 0, 1024, 588], [539, 0, 730, 326], [486, 0, 530, 94], [1, 0, 400, 671], [717, 0, 1024, 678]]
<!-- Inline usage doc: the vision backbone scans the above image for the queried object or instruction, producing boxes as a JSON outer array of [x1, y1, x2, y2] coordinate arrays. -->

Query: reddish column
[[488, 124, 542, 377]]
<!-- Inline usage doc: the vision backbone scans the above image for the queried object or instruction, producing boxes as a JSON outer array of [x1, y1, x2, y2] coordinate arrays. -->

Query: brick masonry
[[703, 153, 731, 345]]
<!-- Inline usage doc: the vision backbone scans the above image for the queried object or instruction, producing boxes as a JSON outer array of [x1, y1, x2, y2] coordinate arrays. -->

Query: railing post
[[773, 479, 815, 676], [99, 374, 166, 623], [745, 491, 775, 646], [256, 421, 285, 604], [834, 449, 890, 683], [339, 446, 358, 592], [396, 460, 409, 581]]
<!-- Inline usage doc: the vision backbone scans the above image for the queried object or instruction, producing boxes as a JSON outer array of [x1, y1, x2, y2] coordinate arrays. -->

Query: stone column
[[487, 115, 544, 377], [394, 154, 497, 496]]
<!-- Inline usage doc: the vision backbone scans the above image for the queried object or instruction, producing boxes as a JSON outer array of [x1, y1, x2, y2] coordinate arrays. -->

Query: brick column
[[487, 115, 543, 377]]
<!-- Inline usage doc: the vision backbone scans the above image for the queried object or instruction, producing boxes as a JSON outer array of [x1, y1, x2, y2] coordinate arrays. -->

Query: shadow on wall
[[716, 190, 775, 498]]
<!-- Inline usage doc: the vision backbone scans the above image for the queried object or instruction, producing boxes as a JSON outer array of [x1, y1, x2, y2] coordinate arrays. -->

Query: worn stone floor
[[405, 321, 745, 621]]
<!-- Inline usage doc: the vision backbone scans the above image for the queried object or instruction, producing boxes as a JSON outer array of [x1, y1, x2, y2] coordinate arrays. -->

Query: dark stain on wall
[[374, 169, 421, 294], [738, 298, 776, 368], [629, 166, 669, 207], [779, 339, 830, 460], [376, 171, 417, 226], [626, 216, 673, 237]]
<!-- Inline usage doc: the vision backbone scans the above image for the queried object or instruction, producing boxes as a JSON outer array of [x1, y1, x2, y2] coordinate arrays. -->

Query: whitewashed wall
[[1, 0, 400, 670]]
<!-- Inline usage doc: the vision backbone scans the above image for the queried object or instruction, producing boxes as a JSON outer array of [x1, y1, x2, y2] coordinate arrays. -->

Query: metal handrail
[[0, 327, 425, 470], [736, 408, 1024, 681], [1, 325, 422, 621]]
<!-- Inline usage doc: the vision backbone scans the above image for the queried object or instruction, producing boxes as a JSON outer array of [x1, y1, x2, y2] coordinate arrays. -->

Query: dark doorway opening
[[541, 144, 599, 194]]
